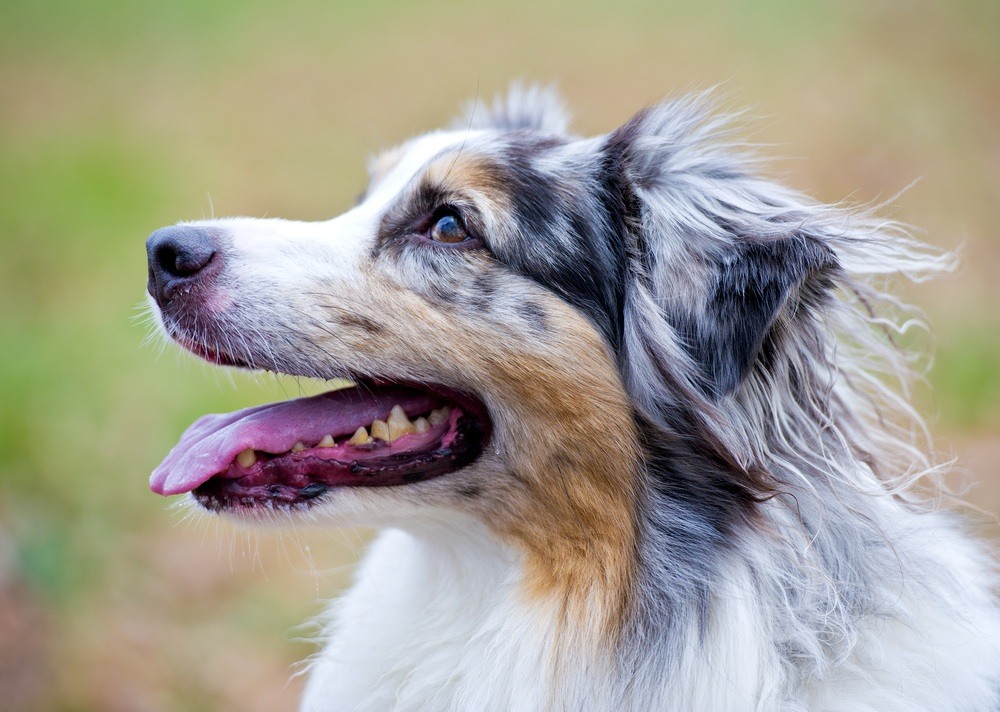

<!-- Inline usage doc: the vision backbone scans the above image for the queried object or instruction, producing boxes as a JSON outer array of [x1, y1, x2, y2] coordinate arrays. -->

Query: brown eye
[[429, 213, 469, 244]]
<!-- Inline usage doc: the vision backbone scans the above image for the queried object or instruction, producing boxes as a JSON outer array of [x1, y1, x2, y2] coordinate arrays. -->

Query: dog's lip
[[150, 383, 488, 497], [175, 335, 252, 369]]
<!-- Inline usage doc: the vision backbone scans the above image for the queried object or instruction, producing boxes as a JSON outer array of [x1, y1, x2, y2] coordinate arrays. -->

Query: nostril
[[155, 241, 214, 278], [154, 243, 180, 277]]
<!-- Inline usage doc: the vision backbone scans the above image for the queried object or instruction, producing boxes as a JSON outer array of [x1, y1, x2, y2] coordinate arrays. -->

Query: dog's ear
[[603, 98, 837, 398], [676, 237, 835, 396], [452, 83, 570, 134]]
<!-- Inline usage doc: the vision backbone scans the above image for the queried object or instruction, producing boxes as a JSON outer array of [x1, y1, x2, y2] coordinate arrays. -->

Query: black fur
[[676, 237, 835, 396], [485, 142, 630, 351]]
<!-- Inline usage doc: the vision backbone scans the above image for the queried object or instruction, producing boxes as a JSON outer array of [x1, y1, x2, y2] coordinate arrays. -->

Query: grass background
[[1, 0, 998, 709]]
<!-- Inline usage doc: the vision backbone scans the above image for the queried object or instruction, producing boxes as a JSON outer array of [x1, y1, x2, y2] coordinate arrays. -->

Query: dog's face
[[148, 92, 644, 574], [147, 88, 834, 597]]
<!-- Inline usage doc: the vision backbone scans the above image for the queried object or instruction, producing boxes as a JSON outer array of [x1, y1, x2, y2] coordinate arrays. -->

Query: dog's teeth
[[388, 404, 411, 426], [387, 405, 415, 441], [348, 426, 371, 445], [428, 407, 451, 426], [318, 434, 336, 448], [291, 441, 306, 452], [236, 448, 257, 468], [371, 419, 390, 441], [414, 417, 430, 433]]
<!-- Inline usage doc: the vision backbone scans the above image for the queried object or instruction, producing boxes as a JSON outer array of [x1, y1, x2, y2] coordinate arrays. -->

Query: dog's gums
[[150, 384, 490, 509]]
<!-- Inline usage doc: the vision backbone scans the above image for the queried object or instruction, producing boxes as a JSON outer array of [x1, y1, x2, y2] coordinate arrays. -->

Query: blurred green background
[[1, 0, 998, 709]]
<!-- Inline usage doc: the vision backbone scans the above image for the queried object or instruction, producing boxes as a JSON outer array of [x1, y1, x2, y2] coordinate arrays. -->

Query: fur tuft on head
[[454, 82, 571, 134]]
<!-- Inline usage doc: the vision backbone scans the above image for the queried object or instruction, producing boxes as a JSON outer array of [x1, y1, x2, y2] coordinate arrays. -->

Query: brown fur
[[311, 264, 641, 639]]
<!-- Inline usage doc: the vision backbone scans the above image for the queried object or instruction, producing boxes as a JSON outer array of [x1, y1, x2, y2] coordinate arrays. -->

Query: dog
[[145, 86, 1000, 711]]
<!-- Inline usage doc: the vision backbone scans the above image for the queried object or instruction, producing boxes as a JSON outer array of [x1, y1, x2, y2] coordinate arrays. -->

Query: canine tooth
[[348, 427, 370, 445], [291, 441, 306, 452], [414, 417, 430, 433], [318, 434, 336, 448], [236, 448, 257, 468], [428, 407, 451, 425], [386, 405, 415, 441], [388, 404, 412, 426], [371, 419, 390, 441]]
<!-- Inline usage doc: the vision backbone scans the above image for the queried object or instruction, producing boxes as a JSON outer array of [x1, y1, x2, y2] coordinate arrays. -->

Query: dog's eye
[[429, 213, 469, 244]]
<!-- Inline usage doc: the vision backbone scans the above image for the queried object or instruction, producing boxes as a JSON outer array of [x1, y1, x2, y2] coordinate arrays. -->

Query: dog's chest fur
[[301, 523, 570, 712], [302, 510, 1000, 712]]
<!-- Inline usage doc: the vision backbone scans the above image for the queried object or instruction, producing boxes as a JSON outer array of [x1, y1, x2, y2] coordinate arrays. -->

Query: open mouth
[[150, 382, 490, 511]]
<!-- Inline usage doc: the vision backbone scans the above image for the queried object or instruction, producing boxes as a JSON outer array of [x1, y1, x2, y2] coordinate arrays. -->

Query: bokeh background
[[1, 0, 998, 709]]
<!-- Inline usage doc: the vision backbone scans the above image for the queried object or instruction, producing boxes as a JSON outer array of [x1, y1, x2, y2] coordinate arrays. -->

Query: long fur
[[149, 86, 1000, 711]]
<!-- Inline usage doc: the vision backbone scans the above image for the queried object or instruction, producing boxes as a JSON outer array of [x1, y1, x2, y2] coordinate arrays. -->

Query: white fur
[[299, 506, 999, 712]]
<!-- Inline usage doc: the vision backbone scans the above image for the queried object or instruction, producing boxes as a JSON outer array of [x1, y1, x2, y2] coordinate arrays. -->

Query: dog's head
[[147, 87, 865, 601]]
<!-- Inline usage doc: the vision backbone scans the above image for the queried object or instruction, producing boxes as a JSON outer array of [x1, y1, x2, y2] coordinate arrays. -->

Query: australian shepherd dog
[[145, 86, 1000, 711]]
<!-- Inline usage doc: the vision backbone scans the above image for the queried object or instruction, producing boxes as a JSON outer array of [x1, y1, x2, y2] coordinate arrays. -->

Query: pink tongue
[[150, 386, 439, 496]]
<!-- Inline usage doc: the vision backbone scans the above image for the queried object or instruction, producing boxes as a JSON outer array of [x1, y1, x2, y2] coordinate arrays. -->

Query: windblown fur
[[148, 86, 1000, 711]]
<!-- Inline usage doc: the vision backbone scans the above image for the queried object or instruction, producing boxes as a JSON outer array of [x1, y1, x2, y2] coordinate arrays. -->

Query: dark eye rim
[[411, 205, 481, 249]]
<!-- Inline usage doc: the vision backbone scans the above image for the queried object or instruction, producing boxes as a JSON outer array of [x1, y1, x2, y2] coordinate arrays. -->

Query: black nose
[[146, 225, 219, 305]]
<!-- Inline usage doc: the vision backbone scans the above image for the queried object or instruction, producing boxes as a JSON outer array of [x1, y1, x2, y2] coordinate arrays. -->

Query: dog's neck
[[301, 513, 629, 711], [300, 324, 649, 710]]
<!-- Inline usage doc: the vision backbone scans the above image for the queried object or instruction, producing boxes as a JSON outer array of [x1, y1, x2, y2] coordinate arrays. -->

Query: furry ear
[[452, 83, 570, 134], [676, 237, 835, 396], [604, 96, 837, 398]]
